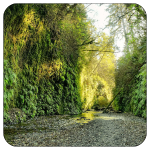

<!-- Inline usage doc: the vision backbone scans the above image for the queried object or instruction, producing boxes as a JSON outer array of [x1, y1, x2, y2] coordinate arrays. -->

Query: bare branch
[[78, 39, 95, 46], [82, 50, 118, 53], [128, 12, 135, 21], [89, 54, 105, 76]]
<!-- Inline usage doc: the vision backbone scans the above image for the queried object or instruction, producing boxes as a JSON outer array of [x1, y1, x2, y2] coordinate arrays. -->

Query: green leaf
[[20, 95, 24, 99]]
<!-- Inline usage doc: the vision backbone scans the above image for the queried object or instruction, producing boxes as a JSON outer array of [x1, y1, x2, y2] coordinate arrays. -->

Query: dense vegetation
[[4, 4, 95, 122], [80, 32, 116, 110], [4, 4, 146, 123], [106, 4, 146, 118]]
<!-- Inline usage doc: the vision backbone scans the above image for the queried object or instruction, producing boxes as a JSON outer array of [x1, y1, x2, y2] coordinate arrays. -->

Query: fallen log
[[103, 63, 146, 113], [103, 90, 122, 113]]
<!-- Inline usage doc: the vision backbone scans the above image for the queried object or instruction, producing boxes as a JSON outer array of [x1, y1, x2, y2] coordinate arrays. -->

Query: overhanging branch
[[78, 39, 95, 46], [89, 54, 105, 77], [82, 50, 119, 53]]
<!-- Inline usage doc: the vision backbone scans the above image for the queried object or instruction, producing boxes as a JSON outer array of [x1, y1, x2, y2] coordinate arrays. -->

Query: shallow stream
[[3, 110, 129, 144], [4, 110, 147, 146]]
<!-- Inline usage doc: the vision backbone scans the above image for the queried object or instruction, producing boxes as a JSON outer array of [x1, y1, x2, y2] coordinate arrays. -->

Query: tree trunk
[[120, 4, 129, 52]]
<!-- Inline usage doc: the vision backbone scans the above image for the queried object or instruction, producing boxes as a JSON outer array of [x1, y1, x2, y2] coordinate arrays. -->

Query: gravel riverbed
[[4, 111, 146, 147]]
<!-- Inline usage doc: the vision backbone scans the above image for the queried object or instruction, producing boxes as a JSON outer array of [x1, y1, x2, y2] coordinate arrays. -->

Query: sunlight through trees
[[4, 4, 146, 123]]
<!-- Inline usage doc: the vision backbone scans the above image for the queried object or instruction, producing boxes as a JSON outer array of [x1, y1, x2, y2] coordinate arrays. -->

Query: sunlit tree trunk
[[120, 4, 129, 52]]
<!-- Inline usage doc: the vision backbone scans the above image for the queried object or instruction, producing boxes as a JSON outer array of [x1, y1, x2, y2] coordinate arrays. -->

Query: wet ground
[[4, 110, 146, 146]]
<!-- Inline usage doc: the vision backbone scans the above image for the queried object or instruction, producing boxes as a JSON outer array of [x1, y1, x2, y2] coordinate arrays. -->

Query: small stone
[[123, 138, 126, 142]]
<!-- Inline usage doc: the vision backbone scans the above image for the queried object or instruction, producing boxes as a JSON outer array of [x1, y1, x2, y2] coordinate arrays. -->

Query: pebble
[[4, 112, 146, 147]]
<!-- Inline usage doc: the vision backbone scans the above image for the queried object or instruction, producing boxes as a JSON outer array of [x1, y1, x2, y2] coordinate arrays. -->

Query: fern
[[4, 59, 17, 122], [130, 64, 146, 118]]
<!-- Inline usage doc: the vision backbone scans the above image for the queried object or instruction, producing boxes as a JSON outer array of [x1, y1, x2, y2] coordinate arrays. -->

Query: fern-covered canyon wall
[[107, 4, 147, 119], [4, 4, 93, 122]]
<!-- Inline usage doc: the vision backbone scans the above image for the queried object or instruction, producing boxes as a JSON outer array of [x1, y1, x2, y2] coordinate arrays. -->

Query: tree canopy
[[106, 4, 146, 118]]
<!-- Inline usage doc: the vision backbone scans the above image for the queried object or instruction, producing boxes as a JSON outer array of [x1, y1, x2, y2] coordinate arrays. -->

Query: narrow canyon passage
[[4, 4, 146, 147]]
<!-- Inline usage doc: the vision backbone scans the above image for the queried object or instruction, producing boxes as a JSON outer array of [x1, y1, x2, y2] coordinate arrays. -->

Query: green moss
[[4, 4, 92, 120]]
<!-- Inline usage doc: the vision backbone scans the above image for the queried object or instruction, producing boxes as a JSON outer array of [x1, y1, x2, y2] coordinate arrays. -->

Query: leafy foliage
[[130, 64, 146, 118], [4, 59, 17, 121], [4, 4, 146, 123], [16, 72, 38, 118], [80, 33, 116, 109], [4, 4, 91, 122], [110, 4, 147, 119], [92, 96, 109, 110]]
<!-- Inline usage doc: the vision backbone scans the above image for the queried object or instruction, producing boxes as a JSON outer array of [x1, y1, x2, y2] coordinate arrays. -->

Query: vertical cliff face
[[4, 4, 92, 122]]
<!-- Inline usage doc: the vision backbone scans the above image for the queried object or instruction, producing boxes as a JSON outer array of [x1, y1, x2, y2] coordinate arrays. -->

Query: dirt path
[[4, 111, 146, 146]]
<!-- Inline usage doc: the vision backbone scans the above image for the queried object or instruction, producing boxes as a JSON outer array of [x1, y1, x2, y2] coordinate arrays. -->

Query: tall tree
[[80, 33, 116, 110], [105, 4, 147, 118]]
